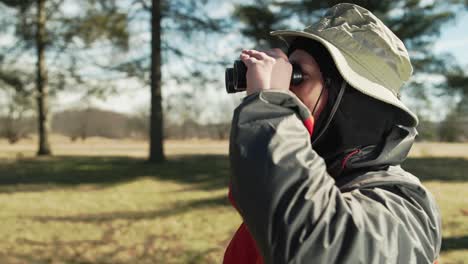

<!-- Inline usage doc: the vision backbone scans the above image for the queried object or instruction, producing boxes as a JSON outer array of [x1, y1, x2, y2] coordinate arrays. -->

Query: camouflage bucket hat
[[271, 3, 418, 127]]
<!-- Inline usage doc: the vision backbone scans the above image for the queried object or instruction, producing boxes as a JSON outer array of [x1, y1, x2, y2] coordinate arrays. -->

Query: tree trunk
[[149, 0, 165, 162], [36, 0, 52, 156]]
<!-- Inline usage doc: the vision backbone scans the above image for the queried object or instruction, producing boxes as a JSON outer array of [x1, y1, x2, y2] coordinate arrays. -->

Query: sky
[[406, 12, 468, 120], [1, 2, 467, 123], [433, 13, 468, 64], [78, 10, 468, 123]]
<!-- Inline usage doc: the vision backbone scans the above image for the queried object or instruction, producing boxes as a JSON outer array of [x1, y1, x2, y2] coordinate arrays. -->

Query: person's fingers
[[268, 48, 288, 60], [264, 50, 289, 64], [246, 57, 259, 64], [240, 50, 262, 61], [243, 49, 271, 61], [241, 48, 287, 61], [240, 54, 259, 65]]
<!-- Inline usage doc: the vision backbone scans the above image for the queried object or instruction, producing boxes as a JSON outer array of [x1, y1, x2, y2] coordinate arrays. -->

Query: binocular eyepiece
[[225, 60, 303, 94]]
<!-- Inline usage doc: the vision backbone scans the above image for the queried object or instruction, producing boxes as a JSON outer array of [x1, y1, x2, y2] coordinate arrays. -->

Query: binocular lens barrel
[[225, 60, 303, 94]]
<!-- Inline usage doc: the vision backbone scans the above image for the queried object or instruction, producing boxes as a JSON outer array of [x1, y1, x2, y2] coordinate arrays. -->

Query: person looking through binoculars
[[223, 3, 441, 264]]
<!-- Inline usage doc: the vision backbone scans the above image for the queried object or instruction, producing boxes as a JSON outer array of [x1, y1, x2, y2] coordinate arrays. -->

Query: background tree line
[[0, 107, 231, 141], [1, 0, 467, 161], [2, 105, 465, 142], [0, 0, 231, 162]]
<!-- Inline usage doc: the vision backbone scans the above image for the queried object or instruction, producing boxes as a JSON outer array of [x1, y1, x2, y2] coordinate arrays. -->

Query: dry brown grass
[[0, 135, 467, 263], [2, 135, 467, 159], [409, 142, 468, 158], [0, 135, 229, 159]]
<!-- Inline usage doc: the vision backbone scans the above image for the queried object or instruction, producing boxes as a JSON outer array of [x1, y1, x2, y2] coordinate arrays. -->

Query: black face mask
[[313, 88, 397, 162], [288, 38, 396, 167]]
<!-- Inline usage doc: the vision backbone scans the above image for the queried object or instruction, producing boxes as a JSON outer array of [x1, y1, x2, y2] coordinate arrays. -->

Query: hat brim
[[271, 30, 418, 127]]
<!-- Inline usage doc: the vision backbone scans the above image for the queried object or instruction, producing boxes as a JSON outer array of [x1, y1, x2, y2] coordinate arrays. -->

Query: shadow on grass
[[1, 155, 466, 194], [0, 154, 230, 193], [29, 194, 229, 223], [442, 236, 468, 252], [402, 157, 468, 182]]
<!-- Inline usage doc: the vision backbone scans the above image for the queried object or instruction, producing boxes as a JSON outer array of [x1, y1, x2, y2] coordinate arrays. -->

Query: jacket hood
[[348, 125, 417, 169], [327, 125, 418, 177]]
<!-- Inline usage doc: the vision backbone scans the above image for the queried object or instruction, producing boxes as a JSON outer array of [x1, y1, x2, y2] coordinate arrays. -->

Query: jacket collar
[[326, 125, 417, 178]]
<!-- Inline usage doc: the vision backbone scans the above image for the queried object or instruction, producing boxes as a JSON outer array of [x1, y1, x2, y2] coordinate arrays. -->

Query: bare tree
[[149, 0, 164, 162], [36, 0, 51, 155]]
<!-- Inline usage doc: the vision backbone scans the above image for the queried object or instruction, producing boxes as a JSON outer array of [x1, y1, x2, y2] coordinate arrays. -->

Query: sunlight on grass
[[0, 174, 240, 263], [0, 138, 466, 263], [423, 182, 468, 264]]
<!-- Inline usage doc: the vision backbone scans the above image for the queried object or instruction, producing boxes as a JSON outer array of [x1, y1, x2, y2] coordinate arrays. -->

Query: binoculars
[[225, 60, 304, 93]]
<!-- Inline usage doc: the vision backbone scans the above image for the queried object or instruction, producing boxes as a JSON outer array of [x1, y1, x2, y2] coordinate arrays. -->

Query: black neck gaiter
[[288, 38, 396, 169]]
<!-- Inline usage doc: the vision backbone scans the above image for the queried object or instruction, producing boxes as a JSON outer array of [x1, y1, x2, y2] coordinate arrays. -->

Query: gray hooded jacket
[[229, 90, 442, 264]]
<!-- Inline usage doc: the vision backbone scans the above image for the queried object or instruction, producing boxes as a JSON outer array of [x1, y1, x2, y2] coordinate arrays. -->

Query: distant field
[[0, 136, 230, 158], [1, 136, 467, 158], [0, 137, 467, 263]]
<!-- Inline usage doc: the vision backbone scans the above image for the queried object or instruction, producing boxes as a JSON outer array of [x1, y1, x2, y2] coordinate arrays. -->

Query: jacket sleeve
[[229, 91, 441, 264]]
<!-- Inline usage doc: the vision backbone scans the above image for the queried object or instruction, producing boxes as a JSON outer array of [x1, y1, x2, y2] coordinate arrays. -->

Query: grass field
[[0, 137, 467, 263]]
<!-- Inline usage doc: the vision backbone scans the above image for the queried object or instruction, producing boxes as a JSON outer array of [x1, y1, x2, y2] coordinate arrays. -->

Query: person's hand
[[239, 49, 292, 95]]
